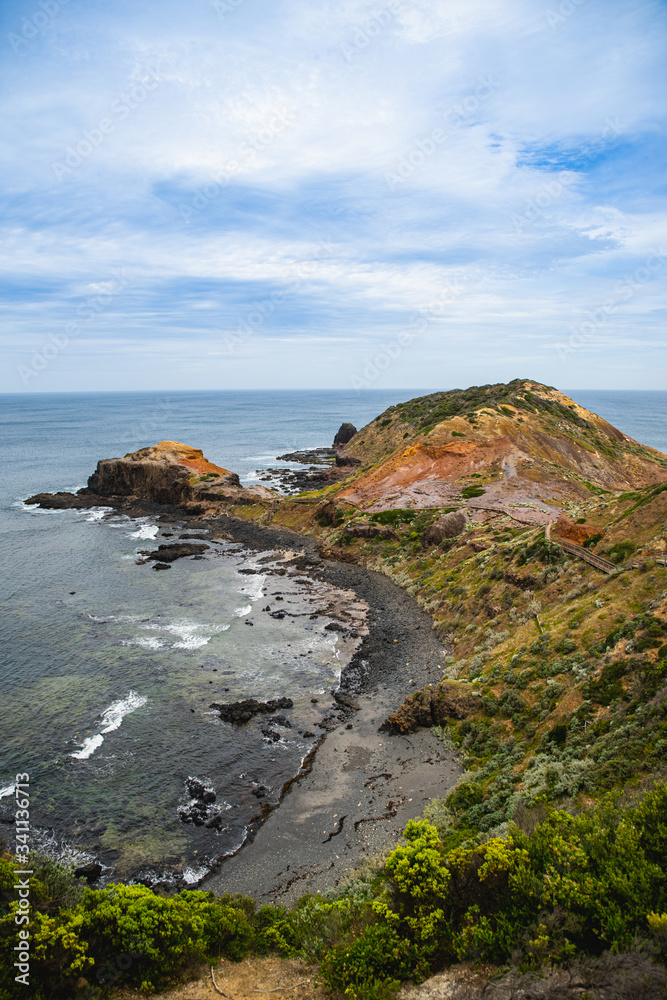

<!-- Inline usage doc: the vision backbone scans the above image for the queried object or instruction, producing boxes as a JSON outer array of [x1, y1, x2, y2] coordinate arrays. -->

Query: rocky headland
[[23, 379, 667, 998]]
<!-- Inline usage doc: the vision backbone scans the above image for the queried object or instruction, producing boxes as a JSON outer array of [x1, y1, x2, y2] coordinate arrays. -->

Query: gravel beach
[[195, 513, 463, 903]]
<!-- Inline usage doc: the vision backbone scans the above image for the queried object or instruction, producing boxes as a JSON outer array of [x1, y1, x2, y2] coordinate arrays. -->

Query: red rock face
[[552, 515, 603, 546], [335, 401, 667, 519]]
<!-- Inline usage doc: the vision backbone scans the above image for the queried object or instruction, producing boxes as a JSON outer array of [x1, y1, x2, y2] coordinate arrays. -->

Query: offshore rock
[[333, 422, 357, 448], [210, 697, 294, 725], [24, 491, 95, 510], [178, 776, 224, 829], [146, 542, 209, 562]]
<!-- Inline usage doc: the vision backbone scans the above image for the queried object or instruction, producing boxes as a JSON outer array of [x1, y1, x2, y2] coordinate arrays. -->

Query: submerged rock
[[178, 776, 224, 829]]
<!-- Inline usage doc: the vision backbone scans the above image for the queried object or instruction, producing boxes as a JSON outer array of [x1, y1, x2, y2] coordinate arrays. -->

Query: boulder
[[146, 543, 209, 563], [381, 681, 476, 734], [210, 697, 294, 725], [422, 510, 467, 546], [333, 423, 357, 448], [74, 862, 102, 882], [335, 455, 362, 467]]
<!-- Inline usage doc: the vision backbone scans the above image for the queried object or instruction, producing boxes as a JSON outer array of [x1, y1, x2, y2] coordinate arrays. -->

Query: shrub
[[369, 509, 416, 526], [606, 540, 635, 564], [319, 922, 419, 1000]]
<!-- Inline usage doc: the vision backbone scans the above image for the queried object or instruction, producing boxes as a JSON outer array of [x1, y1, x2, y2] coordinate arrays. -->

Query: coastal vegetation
[[9, 380, 667, 997]]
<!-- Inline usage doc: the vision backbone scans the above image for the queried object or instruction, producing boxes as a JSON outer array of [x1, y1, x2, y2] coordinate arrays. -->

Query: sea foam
[[70, 691, 148, 760]]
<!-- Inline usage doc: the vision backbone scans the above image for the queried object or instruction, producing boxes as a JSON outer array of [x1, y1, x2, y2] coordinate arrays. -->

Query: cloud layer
[[2, 0, 666, 391]]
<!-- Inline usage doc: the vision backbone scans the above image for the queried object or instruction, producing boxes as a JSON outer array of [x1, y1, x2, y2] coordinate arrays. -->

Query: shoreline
[[23, 493, 462, 900], [130, 500, 463, 901]]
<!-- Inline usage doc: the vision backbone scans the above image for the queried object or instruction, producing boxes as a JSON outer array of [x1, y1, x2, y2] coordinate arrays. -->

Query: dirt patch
[[111, 957, 320, 1000]]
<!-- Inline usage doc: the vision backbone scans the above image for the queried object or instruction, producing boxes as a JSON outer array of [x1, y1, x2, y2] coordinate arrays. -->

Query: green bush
[[371, 786, 667, 977], [369, 509, 416, 526], [319, 922, 419, 1000]]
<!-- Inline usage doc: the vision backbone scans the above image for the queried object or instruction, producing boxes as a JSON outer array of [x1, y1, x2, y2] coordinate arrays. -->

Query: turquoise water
[[0, 388, 665, 883]]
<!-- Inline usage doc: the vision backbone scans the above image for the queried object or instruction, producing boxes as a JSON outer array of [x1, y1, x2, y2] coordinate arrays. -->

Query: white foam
[[0, 784, 15, 800], [182, 865, 210, 884], [70, 691, 147, 760], [99, 692, 148, 733], [234, 605, 252, 618], [129, 524, 159, 540], [85, 507, 114, 522], [238, 573, 266, 602], [137, 620, 230, 649], [123, 636, 164, 650], [70, 734, 105, 760]]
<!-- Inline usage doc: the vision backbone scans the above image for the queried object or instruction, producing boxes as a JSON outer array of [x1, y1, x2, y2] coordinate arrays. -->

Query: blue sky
[[1, 0, 666, 392]]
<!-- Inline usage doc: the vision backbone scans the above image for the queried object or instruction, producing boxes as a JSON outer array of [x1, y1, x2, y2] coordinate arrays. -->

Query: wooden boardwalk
[[545, 522, 666, 575]]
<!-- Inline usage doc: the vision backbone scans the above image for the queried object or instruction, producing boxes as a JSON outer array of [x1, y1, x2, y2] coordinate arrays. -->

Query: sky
[[1, 0, 666, 393]]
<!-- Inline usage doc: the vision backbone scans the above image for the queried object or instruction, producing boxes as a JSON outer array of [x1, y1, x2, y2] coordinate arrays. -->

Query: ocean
[[0, 388, 665, 883]]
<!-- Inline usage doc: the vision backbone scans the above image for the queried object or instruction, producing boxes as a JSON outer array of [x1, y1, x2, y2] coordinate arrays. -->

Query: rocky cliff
[[86, 441, 242, 505], [28, 440, 277, 510]]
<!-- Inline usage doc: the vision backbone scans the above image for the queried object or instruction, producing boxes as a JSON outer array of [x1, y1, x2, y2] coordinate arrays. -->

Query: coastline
[[25, 493, 462, 899], [198, 513, 462, 902]]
